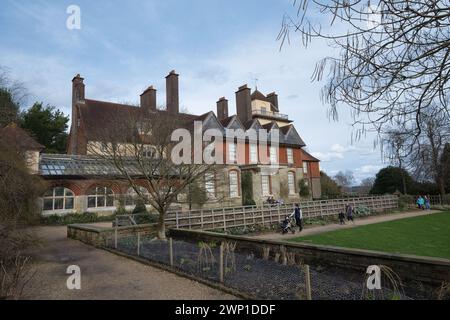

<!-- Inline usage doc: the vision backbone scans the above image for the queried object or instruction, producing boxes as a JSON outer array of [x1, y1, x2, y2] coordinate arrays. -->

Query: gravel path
[[250, 209, 440, 241], [23, 226, 236, 300]]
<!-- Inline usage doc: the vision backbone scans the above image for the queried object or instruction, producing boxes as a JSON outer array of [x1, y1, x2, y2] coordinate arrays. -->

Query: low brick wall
[[169, 228, 450, 289], [67, 223, 159, 247]]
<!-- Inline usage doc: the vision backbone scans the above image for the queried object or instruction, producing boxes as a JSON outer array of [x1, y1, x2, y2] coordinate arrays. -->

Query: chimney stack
[[235, 84, 252, 124], [216, 97, 229, 121], [72, 74, 85, 106], [70, 74, 85, 155], [267, 92, 279, 112], [166, 70, 179, 114], [140, 86, 157, 111]]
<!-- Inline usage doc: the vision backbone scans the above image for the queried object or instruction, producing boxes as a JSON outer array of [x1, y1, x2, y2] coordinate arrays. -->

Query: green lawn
[[292, 212, 450, 260]]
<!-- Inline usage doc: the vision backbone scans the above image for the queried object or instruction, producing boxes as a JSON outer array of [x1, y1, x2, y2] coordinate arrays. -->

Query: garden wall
[[169, 228, 450, 289], [67, 223, 158, 247]]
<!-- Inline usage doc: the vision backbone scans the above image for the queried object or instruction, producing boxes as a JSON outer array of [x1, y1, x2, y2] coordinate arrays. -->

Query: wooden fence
[[164, 195, 398, 231]]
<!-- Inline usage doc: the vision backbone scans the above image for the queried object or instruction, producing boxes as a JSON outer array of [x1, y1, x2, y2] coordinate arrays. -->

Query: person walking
[[418, 196, 425, 210], [338, 211, 346, 225], [346, 204, 355, 224], [425, 196, 431, 210], [294, 204, 303, 232]]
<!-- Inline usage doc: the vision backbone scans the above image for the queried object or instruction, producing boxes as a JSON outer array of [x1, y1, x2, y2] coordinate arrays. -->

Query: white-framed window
[[43, 187, 75, 211], [261, 175, 271, 196], [287, 148, 294, 164], [88, 186, 114, 208], [205, 172, 216, 198], [143, 145, 157, 159], [229, 143, 237, 163], [270, 146, 278, 164], [303, 162, 308, 174], [229, 171, 239, 198], [125, 186, 150, 206], [288, 172, 296, 195], [250, 143, 258, 164]]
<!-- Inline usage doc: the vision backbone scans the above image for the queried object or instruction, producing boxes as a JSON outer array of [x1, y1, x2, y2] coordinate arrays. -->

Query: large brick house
[[36, 70, 321, 216]]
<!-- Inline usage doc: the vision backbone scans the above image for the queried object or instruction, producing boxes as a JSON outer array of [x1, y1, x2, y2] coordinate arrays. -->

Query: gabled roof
[[0, 123, 44, 151], [302, 149, 320, 162], [251, 89, 271, 103], [281, 125, 307, 147], [220, 116, 235, 128]]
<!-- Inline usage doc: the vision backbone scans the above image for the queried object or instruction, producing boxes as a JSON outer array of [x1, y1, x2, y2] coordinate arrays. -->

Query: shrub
[[40, 212, 116, 225], [132, 199, 148, 214], [398, 195, 414, 210]]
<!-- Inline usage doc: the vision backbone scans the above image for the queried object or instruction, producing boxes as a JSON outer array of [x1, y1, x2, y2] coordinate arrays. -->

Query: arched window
[[87, 186, 114, 208], [229, 171, 239, 198], [288, 172, 296, 195], [125, 186, 150, 206], [43, 187, 75, 211], [205, 172, 216, 198]]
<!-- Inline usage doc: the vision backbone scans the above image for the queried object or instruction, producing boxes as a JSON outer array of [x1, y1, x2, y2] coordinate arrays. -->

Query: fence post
[[137, 232, 140, 256], [176, 212, 179, 229], [219, 242, 224, 283], [304, 264, 312, 300], [223, 208, 226, 231], [262, 208, 265, 226], [278, 205, 281, 223], [201, 210, 204, 229], [114, 217, 118, 249], [169, 237, 174, 267]]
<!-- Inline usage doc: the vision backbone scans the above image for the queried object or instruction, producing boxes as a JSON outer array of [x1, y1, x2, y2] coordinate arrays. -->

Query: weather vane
[[253, 77, 259, 90]]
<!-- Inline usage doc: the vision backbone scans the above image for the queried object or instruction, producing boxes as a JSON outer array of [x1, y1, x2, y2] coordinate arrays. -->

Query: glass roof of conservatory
[[39, 154, 143, 177]]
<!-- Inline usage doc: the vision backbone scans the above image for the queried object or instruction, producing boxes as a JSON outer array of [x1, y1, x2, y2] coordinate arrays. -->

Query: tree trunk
[[157, 208, 167, 240], [437, 176, 446, 204]]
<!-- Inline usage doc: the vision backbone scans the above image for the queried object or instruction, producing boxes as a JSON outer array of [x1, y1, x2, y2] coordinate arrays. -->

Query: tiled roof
[[251, 89, 270, 102], [301, 149, 320, 162], [78, 99, 198, 141], [0, 123, 44, 151]]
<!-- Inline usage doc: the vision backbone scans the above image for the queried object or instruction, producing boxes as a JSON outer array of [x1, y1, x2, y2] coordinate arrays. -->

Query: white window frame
[[287, 148, 294, 164], [229, 171, 239, 198], [270, 146, 278, 164], [43, 187, 75, 211], [87, 186, 115, 208], [303, 162, 308, 174], [250, 143, 258, 164], [205, 172, 216, 198], [288, 172, 296, 195], [229, 143, 237, 163], [261, 175, 271, 197]]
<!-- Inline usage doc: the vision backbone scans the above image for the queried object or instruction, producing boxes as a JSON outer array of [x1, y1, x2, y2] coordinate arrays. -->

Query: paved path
[[250, 209, 440, 241], [23, 226, 236, 300]]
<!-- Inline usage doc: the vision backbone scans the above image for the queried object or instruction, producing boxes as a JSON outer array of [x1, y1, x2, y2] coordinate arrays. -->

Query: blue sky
[[0, 0, 386, 183]]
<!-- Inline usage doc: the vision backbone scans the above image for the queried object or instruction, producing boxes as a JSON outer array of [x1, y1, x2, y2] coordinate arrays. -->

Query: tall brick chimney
[[267, 92, 279, 112], [216, 97, 229, 121], [140, 86, 157, 111], [166, 70, 179, 114], [70, 74, 85, 155], [235, 84, 252, 124]]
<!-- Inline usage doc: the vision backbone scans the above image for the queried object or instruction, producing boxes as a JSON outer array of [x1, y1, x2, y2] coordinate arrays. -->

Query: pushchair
[[280, 215, 296, 235]]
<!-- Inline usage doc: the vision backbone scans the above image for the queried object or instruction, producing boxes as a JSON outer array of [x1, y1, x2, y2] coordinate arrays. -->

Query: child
[[338, 211, 346, 225]]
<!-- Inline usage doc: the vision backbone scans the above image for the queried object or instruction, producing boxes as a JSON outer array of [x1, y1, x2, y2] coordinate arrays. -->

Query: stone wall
[[67, 223, 159, 247], [169, 228, 450, 289]]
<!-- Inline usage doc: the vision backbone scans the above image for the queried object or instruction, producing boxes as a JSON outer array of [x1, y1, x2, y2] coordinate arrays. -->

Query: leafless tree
[[334, 170, 355, 192], [0, 142, 44, 299], [382, 129, 410, 193], [279, 1, 450, 140], [383, 104, 449, 197], [0, 66, 28, 127], [359, 177, 375, 195], [88, 108, 221, 239]]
